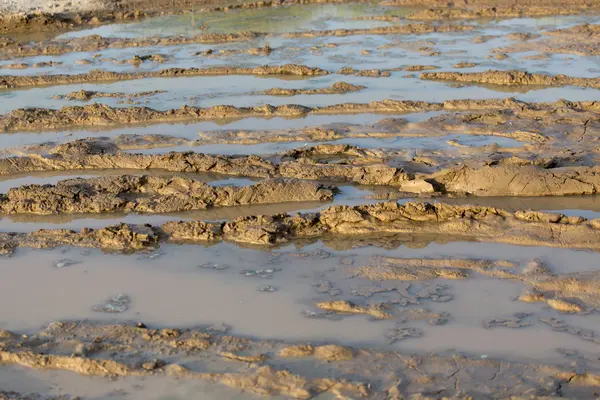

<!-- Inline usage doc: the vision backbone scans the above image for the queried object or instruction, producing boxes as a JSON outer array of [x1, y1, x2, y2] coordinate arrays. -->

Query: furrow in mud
[[3, 97, 600, 131], [421, 70, 600, 89], [1, 320, 596, 399], [0, 201, 600, 254], [0, 176, 335, 215], [0, 64, 328, 89]]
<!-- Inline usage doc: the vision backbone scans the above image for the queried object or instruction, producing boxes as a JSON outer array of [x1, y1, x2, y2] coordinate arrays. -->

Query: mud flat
[[1, 1, 600, 398]]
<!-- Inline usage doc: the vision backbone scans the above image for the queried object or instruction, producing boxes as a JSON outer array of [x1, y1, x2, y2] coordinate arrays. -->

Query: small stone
[[136, 322, 147, 329]]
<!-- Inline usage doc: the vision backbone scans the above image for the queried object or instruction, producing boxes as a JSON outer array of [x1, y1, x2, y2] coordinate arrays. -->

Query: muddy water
[[2, 2, 600, 398]]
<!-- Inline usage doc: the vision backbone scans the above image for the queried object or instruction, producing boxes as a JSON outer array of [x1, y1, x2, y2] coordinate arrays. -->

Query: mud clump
[[0, 64, 328, 89], [0, 176, 335, 215], [279, 345, 315, 357], [314, 345, 354, 361], [316, 300, 392, 319], [404, 65, 438, 71], [260, 81, 365, 96], [421, 70, 600, 89], [453, 62, 478, 68]]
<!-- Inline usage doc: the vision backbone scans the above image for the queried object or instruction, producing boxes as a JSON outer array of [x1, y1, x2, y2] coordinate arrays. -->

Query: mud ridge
[[53, 89, 166, 101], [0, 176, 335, 215], [2, 97, 599, 131], [0, 64, 328, 89], [1, 201, 600, 253], [259, 81, 365, 96], [421, 70, 600, 89], [283, 23, 474, 38]]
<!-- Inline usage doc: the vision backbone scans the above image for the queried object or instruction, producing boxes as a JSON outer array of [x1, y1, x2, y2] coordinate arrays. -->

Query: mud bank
[[2, 201, 599, 253], [405, 5, 598, 20], [259, 81, 365, 96], [0, 64, 328, 89], [0, 176, 334, 215], [1, 320, 598, 399], [5, 97, 600, 131], [284, 23, 474, 38], [0, 31, 263, 60], [161, 202, 600, 249], [0, 142, 413, 187], [421, 70, 600, 89]]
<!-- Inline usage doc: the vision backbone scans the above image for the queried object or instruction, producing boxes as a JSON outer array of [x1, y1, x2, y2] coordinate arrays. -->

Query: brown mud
[[259, 81, 365, 96], [0, 176, 334, 215], [0, 64, 328, 89], [421, 70, 600, 89], [1, 320, 599, 399], [283, 23, 474, 38], [0, 31, 264, 60], [355, 256, 600, 313], [497, 23, 600, 57], [4, 97, 600, 131], [2, 201, 599, 254], [52, 89, 166, 101]]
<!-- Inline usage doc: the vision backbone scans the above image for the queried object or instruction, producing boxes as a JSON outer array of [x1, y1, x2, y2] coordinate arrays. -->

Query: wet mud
[[2, 1, 600, 398], [0, 64, 328, 89], [1, 318, 600, 399], [0, 176, 334, 215], [421, 70, 600, 89]]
